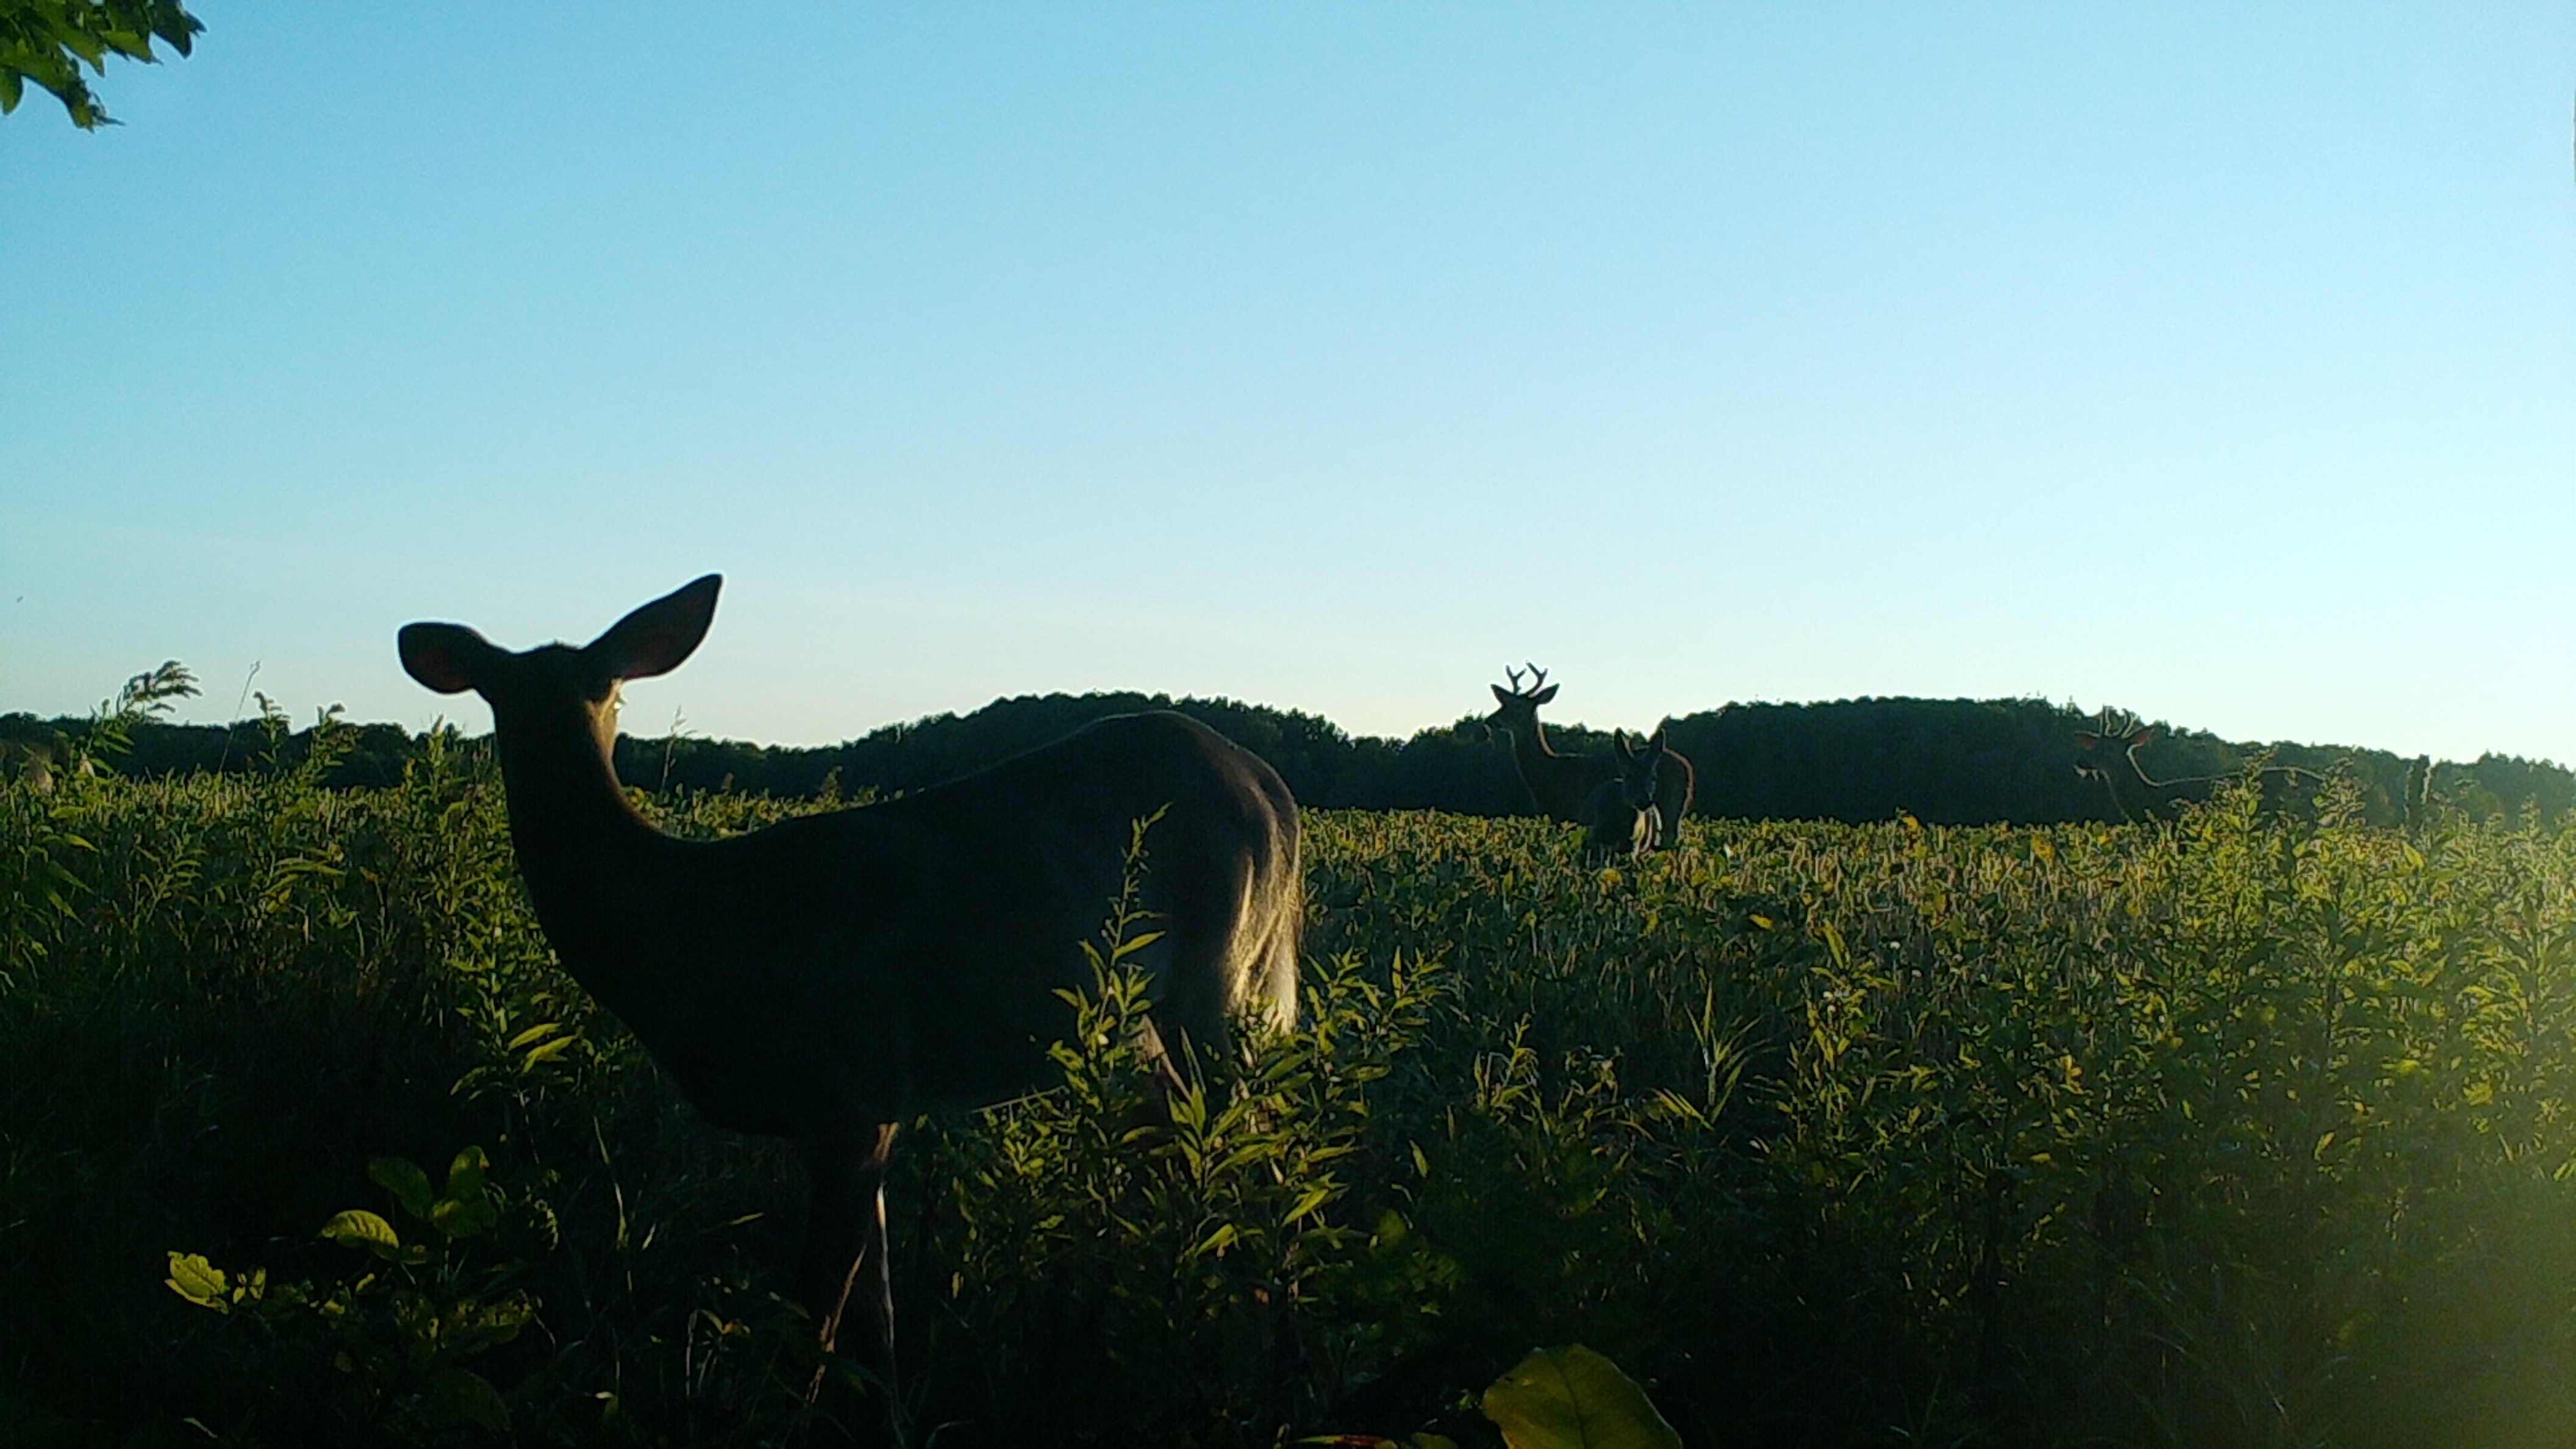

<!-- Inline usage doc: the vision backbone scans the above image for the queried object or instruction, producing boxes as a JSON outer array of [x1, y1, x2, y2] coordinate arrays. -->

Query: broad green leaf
[[474, 1292, 537, 1338], [368, 1156, 435, 1220], [319, 1209, 422, 1263], [1481, 1345, 1682, 1449], [432, 1190, 500, 1240], [431, 1145, 499, 1238], [165, 1251, 229, 1312], [445, 1144, 491, 1198], [504, 1021, 560, 1051], [427, 1365, 511, 1433]]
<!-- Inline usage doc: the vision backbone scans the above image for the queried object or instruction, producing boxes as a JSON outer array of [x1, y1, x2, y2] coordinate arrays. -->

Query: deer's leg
[[1131, 1012, 1192, 1097], [799, 1124, 900, 1425]]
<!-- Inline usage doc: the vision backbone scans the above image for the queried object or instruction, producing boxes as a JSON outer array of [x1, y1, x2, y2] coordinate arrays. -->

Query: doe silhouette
[[398, 575, 1301, 1437]]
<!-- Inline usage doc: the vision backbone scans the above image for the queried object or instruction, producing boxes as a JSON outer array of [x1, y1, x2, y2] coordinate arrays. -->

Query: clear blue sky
[[4, 4, 2571, 761]]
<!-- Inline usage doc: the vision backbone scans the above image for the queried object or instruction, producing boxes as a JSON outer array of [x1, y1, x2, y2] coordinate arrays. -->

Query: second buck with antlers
[[2075, 707, 2324, 824], [1486, 664, 1695, 848], [399, 576, 1301, 1429]]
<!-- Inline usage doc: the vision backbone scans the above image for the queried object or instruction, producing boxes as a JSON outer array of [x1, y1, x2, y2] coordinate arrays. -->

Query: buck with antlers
[[399, 576, 1301, 1436], [2074, 707, 2326, 823], [1485, 664, 1695, 848], [1583, 728, 1667, 859]]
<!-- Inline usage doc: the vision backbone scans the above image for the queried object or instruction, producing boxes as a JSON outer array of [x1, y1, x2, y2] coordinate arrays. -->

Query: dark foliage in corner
[[0, 0, 201, 127]]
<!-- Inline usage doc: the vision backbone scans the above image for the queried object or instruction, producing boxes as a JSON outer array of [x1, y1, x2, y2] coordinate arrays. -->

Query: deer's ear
[[590, 574, 721, 681], [1648, 726, 1669, 753], [1491, 684, 1515, 707], [1613, 730, 1635, 759], [1531, 684, 1559, 706], [399, 623, 503, 696], [2128, 726, 2158, 747], [2076, 734, 2098, 751]]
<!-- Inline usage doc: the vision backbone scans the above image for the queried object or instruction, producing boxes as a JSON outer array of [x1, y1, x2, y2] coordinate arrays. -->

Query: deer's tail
[[1243, 807, 1303, 1034]]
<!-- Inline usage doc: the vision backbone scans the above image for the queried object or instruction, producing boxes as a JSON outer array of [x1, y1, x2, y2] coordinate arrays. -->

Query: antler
[[1502, 664, 1526, 692], [2077, 707, 2150, 746], [1523, 662, 1550, 694]]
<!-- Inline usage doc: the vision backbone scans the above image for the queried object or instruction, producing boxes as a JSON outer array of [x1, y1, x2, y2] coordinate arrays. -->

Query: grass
[[4, 752, 2575, 1446]]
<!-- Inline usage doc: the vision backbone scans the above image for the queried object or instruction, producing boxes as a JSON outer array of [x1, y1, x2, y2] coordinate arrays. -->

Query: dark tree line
[[6, 692, 2567, 830]]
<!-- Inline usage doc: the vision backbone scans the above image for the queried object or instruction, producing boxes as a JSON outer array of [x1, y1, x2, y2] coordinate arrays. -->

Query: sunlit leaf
[[1284, 1183, 1335, 1224], [1481, 1345, 1682, 1449], [1110, 929, 1165, 962], [521, 1034, 578, 1066], [318, 1209, 420, 1262], [164, 1251, 229, 1312]]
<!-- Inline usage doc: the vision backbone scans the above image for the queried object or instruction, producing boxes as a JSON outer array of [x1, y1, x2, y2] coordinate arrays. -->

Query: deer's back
[[1522, 751, 1619, 823], [597, 712, 1298, 1134]]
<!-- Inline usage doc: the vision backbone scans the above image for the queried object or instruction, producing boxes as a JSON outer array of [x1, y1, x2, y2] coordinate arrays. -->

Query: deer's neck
[[1508, 719, 1562, 771], [492, 715, 670, 989], [2107, 751, 2180, 822], [1503, 719, 1604, 820]]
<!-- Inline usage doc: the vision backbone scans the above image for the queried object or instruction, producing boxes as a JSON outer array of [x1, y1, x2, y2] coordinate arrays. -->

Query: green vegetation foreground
[[5, 753, 2575, 1445]]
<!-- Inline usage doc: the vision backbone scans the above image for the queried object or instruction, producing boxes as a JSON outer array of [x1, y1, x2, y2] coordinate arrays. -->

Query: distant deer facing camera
[[1584, 728, 1667, 860], [1486, 665, 1695, 848]]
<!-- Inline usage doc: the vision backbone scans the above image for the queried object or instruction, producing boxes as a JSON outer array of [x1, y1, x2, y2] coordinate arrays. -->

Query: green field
[[6, 752, 2575, 1447]]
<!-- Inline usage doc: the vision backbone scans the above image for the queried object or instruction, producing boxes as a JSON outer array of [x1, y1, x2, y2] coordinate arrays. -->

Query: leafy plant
[[168, 1145, 542, 1438], [0, 0, 202, 127], [1479, 1345, 1681, 1449]]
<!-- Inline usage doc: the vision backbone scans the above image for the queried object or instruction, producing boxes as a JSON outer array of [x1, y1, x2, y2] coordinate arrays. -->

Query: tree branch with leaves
[[1, 0, 202, 128]]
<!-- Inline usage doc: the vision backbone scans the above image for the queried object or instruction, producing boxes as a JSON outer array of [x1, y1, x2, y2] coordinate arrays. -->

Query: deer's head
[[1484, 662, 1559, 740], [2072, 707, 2155, 781], [1586, 728, 1667, 854], [1612, 728, 1664, 803], [400, 575, 721, 762]]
